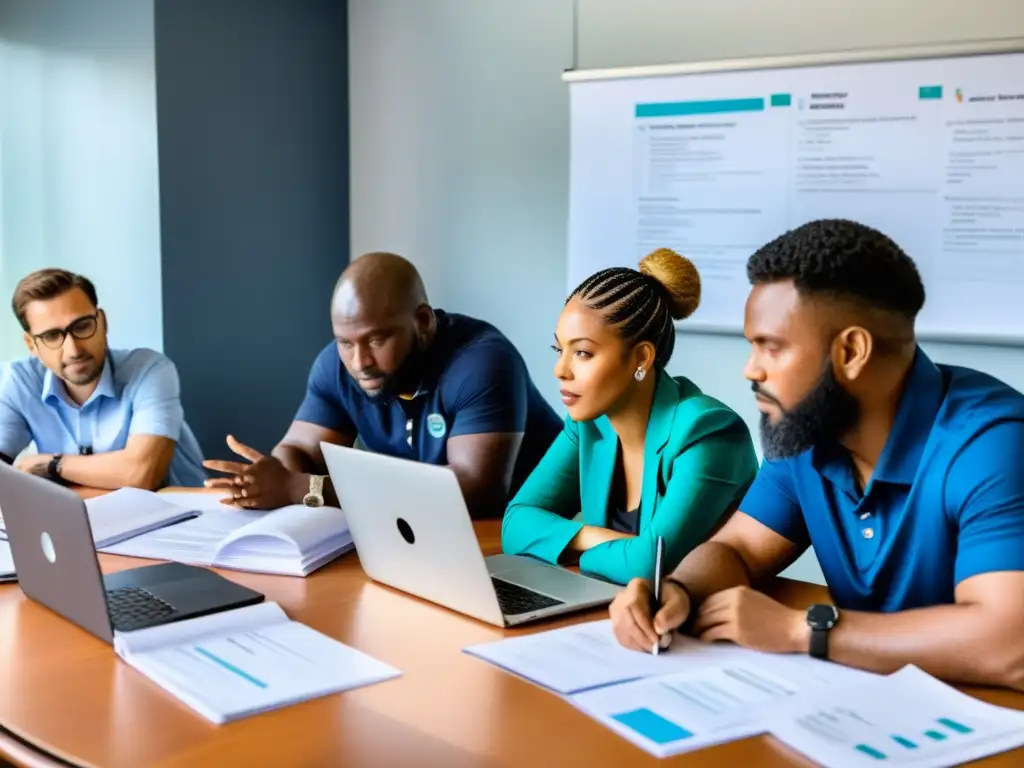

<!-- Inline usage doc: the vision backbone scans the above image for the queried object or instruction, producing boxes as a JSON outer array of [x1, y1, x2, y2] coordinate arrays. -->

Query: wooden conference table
[[1, 490, 1024, 767]]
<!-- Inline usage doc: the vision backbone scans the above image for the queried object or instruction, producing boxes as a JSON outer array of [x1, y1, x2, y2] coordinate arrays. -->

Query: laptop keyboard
[[106, 586, 176, 632], [492, 577, 565, 616]]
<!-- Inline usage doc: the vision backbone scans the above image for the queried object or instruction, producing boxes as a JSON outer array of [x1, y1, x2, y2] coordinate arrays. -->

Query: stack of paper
[[102, 503, 353, 577], [114, 601, 400, 724], [466, 620, 1024, 764], [465, 620, 873, 758], [0, 487, 198, 547]]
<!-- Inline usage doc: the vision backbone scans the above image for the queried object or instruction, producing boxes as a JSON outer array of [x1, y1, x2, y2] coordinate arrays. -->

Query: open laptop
[[321, 442, 620, 627], [0, 463, 264, 642]]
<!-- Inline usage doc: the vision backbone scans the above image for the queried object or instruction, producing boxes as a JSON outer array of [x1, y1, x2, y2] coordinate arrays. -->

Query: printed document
[[766, 665, 1024, 767], [102, 503, 353, 576], [570, 649, 874, 758], [114, 601, 401, 724]]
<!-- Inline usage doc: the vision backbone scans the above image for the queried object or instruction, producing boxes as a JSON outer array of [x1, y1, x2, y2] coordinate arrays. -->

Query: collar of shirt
[[41, 356, 117, 410], [812, 346, 945, 496]]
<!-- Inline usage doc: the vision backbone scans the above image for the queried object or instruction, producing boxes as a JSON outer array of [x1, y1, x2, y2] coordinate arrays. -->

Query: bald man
[[204, 252, 562, 519]]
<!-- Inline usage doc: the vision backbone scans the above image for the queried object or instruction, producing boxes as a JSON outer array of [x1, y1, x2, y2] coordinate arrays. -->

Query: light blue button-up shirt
[[0, 348, 206, 487]]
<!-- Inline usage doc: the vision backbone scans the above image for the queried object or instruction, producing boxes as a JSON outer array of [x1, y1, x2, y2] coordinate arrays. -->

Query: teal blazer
[[501, 371, 758, 585]]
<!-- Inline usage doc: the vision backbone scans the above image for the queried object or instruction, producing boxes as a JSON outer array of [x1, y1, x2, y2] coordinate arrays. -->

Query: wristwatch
[[47, 454, 64, 483], [302, 475, 327, 507], [806, 603, 839, 660]]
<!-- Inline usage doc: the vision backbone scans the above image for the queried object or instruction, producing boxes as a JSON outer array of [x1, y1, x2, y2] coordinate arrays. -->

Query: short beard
[[359, 335, 425, 401], [61, 357, 102, 387], [757, 363, 859, 460]]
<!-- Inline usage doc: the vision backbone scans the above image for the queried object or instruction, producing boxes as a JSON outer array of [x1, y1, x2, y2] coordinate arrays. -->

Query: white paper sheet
[[766, 665, 1024, 767], [570, 651, 875, 758], [464, 619, 673, 694], [115, 602, 401, 724]]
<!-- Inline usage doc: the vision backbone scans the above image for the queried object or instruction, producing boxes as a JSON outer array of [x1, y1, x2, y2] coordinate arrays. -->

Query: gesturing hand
[[202, 435, 301, 510], [689, 586, 809, 654]]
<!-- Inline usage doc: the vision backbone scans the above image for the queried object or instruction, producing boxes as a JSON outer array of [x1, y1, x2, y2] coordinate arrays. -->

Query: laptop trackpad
[[488, 555, 618, 601]]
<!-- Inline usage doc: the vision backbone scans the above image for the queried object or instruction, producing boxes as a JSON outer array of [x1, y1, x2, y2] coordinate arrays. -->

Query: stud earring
[[634, 367, 646, 382]]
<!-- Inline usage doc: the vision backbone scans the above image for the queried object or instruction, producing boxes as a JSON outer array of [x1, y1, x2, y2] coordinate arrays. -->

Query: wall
[[0, 0, 162, 363], [348, 0, 574, 403], [154, 0, 349, 458], [349, 0, 1024, 584]]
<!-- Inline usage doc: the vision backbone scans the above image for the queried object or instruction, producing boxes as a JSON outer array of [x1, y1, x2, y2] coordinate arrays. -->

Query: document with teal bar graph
[[569, 650, 874, 758], [113, 601, 400, 724], [766, 665, 1024, 767]]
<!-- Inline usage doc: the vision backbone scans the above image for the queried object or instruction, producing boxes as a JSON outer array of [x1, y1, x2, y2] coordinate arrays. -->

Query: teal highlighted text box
[[924, 729, 947, 741], [611, 708, 693, 744], [892, 735, 918, 749], [919, 85, 943, 100], [771, 93, 792, 107], [636, 97, 765, 118]]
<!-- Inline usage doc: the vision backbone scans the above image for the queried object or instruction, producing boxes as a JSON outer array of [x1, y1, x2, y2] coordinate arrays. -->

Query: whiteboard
[[564, 40, 1024, 343]]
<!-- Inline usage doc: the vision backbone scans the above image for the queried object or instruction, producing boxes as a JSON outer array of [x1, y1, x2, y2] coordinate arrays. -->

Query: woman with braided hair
[[501, 248, 758, 585]]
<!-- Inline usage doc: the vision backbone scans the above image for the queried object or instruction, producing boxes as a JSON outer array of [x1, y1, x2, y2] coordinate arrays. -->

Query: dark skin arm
[[19, 435, 177, 491], [611, 512, 1024, 690], [204, 425, 524, 518], [445, 431, 523, 520], [203, 422, 353, 509]]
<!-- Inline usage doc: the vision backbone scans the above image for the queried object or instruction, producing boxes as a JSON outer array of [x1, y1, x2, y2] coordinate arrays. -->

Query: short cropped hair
[[746, 219, 925, 319], [11, 269, 98, 331]]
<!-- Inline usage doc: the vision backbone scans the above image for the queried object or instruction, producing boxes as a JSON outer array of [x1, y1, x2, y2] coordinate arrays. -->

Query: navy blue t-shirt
[[295, 310, 561, 497]]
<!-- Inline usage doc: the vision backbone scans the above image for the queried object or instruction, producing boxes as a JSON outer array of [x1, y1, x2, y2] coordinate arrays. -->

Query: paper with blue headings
[[765, 665, 1024, 767]]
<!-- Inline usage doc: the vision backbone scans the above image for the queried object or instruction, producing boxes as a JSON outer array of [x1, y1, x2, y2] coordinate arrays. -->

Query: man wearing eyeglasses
[[0, 268, 206, 489]]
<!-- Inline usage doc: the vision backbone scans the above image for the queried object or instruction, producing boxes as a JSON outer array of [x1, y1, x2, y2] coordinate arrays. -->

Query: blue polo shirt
[[741, 347, 1024, 612], [0, 349, 207, 487], [295, 310, 562, 496]]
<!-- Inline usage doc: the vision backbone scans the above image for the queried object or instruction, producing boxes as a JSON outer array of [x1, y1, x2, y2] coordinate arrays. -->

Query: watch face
[[807, 604, 838, 630]]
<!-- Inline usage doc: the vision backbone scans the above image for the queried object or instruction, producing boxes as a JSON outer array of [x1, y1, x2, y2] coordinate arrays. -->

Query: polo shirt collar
[[870, 346, 944, 485], [395, 311, 452, 402], [813, 346, 944, 491], [41, 356, 116, 407]]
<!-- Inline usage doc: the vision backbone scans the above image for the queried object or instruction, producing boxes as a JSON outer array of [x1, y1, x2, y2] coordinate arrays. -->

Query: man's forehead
[[745, 281, 851, 346], [23, 290, 94, 330]]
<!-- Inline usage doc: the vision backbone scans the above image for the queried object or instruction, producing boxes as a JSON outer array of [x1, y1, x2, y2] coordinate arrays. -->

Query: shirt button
[[862, 528, 875, 540]]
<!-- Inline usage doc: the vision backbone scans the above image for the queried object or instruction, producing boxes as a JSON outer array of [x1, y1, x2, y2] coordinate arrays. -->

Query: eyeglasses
[[32, 313, 100, 350]]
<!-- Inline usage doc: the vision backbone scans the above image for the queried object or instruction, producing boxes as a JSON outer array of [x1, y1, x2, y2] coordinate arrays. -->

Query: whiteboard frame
[[563, 37, 1024, 346]]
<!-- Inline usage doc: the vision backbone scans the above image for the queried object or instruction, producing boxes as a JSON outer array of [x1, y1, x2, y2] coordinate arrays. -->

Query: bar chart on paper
[[768, 666, 1024, 767], [794, 706, 978, 760], [571, 657, 872, 758]]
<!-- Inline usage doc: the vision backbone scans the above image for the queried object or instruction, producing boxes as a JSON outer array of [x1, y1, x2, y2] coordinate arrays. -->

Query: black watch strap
[[806, 603, 839, 660], [47, 454, 63, 482], [809, 627, 829, 660]]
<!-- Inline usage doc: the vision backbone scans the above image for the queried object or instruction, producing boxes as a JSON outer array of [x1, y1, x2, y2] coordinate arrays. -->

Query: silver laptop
[[320, 443, 620, 626], [0, 463, 263, 643]]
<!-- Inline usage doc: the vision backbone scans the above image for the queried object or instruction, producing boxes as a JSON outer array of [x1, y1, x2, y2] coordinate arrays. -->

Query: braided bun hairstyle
[[567, 248, 701, 367]]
